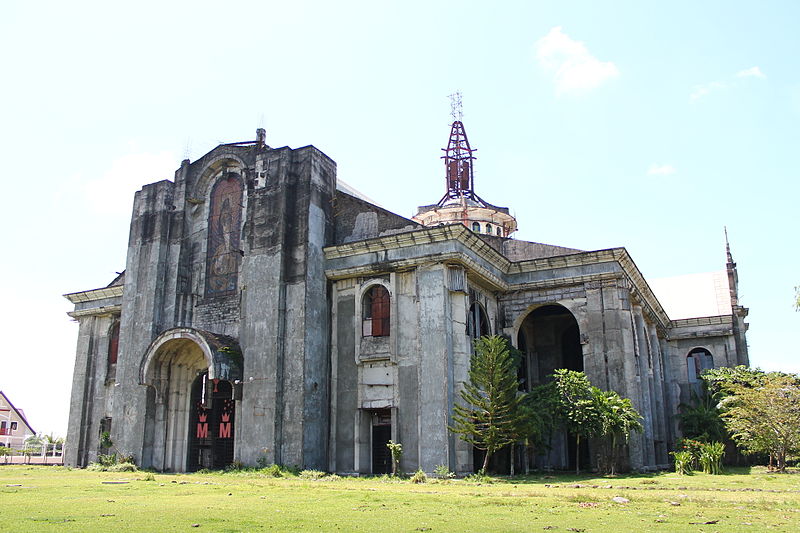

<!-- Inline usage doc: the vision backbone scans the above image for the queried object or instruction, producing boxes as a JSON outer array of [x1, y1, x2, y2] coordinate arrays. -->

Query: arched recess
[[516, 303, 586, 471], [139, 328, 242, 472], [686, 347, 714, 383], [516, 304, 583, 390]]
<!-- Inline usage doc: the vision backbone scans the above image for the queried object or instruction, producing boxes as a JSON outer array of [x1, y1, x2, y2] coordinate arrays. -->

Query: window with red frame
[[363, 285, 390, 337]]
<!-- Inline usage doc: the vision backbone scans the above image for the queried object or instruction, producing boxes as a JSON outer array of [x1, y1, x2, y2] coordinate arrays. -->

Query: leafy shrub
[[299, 469, 327, 480], [387, 440, 403, 475], [108, 462, 138, 472], [256, 454, 271, 469], [141, 472, 156, 481], [433, 464, 455, 479], [410, 468, 427, 484], [259, 464, 290, 477], [677, 438, 704, 468], [465, 469, 493, 484], [699, 441, 725, 474], [98, 453, 117, 467], [671, 450, 694, 475], [86, 462, 106, 471]]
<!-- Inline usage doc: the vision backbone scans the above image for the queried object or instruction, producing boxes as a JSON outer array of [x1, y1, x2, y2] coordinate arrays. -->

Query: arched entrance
[[517, 304, 587, 471], [140, 328, 242, 472]]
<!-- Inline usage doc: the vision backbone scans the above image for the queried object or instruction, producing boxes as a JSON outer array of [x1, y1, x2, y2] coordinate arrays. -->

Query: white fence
[[0, 443, 64, 465]]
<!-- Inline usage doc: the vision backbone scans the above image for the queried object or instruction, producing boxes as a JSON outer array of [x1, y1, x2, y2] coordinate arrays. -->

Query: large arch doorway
[[517, 304, 587, 471], [140, 328, 242, 472]]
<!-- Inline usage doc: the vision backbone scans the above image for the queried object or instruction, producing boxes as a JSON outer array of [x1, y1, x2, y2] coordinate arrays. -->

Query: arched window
[[485, 223, 493, 234], [107, 321, 120, 381], [496, 227, 502, 236], [363, 285, 390, 337], [687, 348, 714, 383], [467, 302, 490, 340], [471, 222, 480, 232], [205, 174, 243, 298]]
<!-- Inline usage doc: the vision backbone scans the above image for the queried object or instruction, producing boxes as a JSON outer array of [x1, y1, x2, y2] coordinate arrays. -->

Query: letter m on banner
[[196, 412, 208, 438], [219, 413, 232, 439]]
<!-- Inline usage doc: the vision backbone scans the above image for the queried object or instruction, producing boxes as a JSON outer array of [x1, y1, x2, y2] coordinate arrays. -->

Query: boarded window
[[687, 348, 714, 383], [363, 285, 390, 337], [108, 322, 120, 365]]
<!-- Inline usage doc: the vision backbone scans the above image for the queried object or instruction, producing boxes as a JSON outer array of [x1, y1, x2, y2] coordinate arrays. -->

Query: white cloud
[[691, 66, 765, 101], [736, 66, 766, 79], [535, 27, 619, 95], [690, 81, 727, 102], [647, 163, 676, 176], [84, 150, 177, 217]]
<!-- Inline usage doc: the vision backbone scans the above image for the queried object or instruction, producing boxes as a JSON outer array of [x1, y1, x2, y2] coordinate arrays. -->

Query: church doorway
[[187, 373, 236, 471], [370, 410, 392, 474], [140, 329, 242, 472], [517, 304, 588, 471]]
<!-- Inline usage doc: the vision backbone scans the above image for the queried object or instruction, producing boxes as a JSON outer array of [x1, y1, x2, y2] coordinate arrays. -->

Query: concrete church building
[[64, 120, 748, 474]]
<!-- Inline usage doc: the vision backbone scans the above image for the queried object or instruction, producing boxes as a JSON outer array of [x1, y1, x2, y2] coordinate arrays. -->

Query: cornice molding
[[63, 285, 124, 304]]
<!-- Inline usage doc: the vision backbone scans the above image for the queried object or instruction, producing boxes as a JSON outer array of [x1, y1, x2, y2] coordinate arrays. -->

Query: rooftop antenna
[[449, 91, 463, 122], [183, 138, 192, 160]]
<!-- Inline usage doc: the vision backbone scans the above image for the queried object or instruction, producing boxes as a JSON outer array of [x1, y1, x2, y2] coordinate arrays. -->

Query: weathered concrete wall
[[64, 314, 117, 466], [477, 234, 583, 260], [333, 192, 420, 245], [237, 145, 336, 470]]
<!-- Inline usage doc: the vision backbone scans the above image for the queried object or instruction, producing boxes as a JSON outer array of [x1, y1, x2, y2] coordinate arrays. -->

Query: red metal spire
[[438, 92, 488, 207], [440, 120, 476, 202]]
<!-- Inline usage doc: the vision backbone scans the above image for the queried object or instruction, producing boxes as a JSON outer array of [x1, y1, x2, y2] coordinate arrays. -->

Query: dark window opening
[[466, 302, 491, 340], [471, 222, 480, 232]]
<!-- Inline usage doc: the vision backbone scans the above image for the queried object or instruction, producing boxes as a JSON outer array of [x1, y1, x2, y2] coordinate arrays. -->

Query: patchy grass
[[1, 466, 799, 532]]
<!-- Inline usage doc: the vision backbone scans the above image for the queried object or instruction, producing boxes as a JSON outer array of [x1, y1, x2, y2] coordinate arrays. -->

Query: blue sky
[[1, 1, 797, 437]]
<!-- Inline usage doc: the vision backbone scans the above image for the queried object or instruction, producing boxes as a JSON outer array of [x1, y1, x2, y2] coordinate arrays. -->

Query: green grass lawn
[[1, 466, 799, 532]]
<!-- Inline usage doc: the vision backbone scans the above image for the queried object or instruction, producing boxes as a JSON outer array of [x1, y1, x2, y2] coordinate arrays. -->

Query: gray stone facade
[[65, 130, 748, 473]]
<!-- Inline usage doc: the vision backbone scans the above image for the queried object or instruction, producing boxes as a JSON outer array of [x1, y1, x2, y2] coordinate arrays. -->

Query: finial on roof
[[724, 226, 734, 264]]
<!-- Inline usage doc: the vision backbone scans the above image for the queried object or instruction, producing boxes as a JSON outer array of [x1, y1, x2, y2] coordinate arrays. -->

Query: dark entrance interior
[[371, 410, 392, 474], [187, 372, 235, 471], [517, 304, 588, 472]]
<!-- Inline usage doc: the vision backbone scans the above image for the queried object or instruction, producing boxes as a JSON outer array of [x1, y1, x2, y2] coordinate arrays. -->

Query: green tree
[[551, 369, 600, 474], [450, 335, 525, 473], [515, 382, 559, 473], [677, 385, 726, 443], [708, 369, 800, 471], [593, 388, 643, 475]]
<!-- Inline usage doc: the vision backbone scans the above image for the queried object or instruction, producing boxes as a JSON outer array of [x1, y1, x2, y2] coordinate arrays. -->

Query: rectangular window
[[10, 422, 17, 431]]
